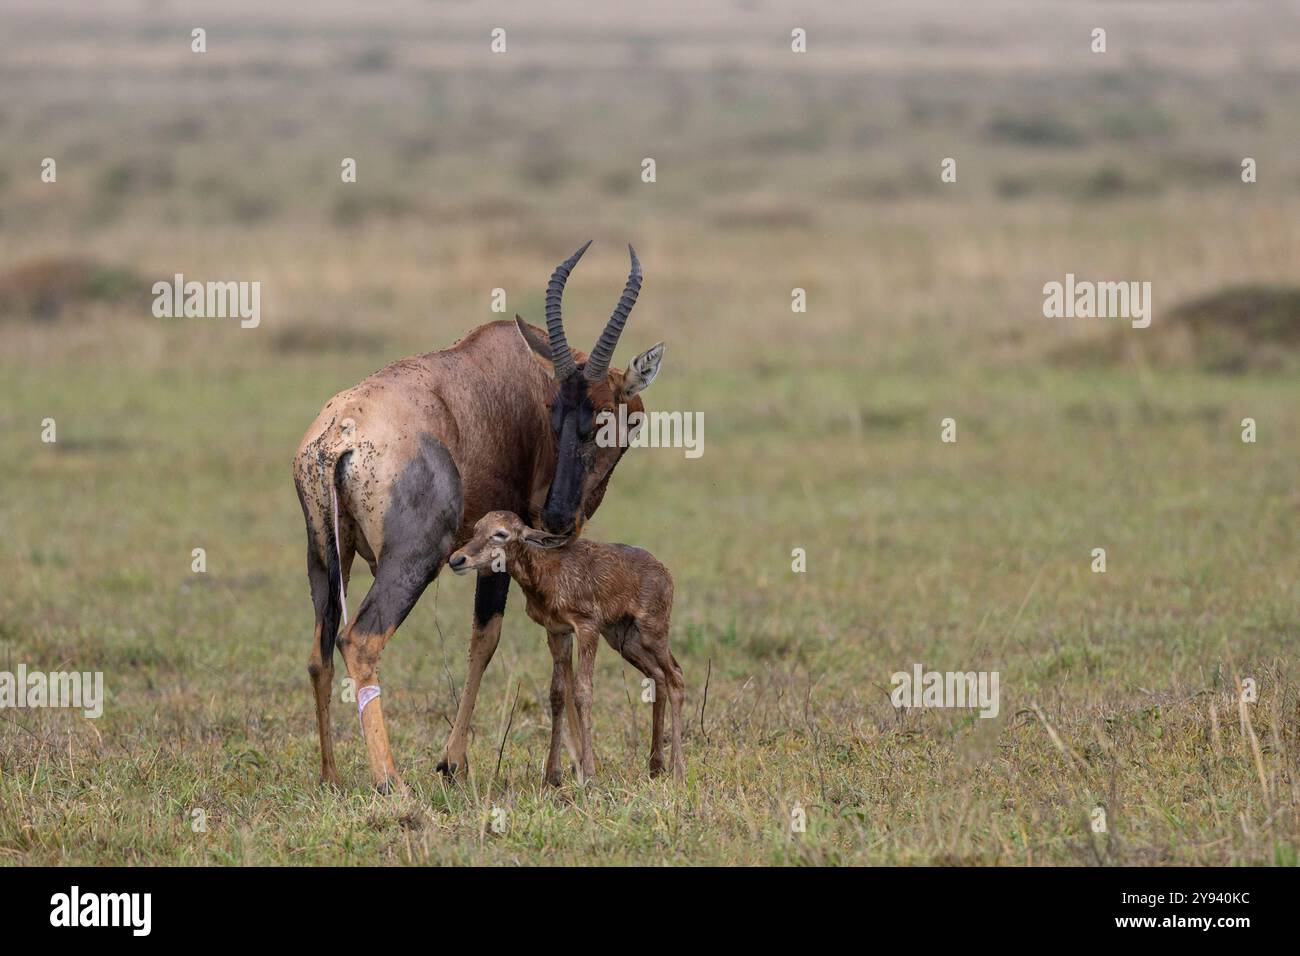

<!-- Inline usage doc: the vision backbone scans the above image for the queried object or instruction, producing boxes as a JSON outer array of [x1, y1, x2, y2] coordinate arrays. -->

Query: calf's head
[[448, 510, 569, 575], [516, 241, 665, 536]]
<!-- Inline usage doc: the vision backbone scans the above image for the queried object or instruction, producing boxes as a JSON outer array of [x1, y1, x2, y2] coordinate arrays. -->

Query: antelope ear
[[621, 342, 665, 398], [515, 315, 556, 380], [520, 527, 570, 550]]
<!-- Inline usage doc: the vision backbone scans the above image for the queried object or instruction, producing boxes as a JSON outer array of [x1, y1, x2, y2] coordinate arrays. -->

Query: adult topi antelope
[[292, 243, 665, 792]]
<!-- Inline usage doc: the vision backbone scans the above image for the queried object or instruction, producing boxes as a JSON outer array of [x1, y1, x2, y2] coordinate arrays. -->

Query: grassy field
[[1, 0, 1298, 865]]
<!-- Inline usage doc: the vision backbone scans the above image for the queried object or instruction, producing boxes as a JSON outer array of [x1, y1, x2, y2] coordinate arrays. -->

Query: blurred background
[[1, 0, 1298, 864], [6, 0, 1300, 372]]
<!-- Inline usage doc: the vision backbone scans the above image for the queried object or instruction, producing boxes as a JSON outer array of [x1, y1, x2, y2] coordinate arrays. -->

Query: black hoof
[[435, 759, 463, 776]]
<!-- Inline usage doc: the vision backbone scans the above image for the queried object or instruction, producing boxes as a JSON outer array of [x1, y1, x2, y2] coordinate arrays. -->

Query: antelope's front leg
[[572, 622, 601, 782], [438, 571, 510, 776], [544, 630, 574, 786]]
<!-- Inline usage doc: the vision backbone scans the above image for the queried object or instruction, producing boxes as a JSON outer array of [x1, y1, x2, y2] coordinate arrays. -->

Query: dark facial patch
[[541, 374, 596, 534], [550, 374, 596, 437]]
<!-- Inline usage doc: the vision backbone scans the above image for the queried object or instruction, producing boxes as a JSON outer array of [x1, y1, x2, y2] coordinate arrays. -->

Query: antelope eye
[[491, 529, 510, 541]]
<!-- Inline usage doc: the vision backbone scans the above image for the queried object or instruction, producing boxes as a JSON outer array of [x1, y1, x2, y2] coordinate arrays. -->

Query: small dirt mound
[[1053, 284, 1300, 373], [1172, 284, 1300, 343], [1164, 284, 1300, 372], [0, 257, 144, 322]]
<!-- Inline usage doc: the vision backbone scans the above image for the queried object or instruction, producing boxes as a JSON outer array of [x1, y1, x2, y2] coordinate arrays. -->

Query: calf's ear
[[521, 527, 570, 550], [621, 342, 665, 398], [515, 315, 557, 380]]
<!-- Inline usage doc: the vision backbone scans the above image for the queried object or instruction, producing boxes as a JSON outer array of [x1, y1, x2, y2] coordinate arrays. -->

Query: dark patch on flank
[[352, 434, 463, 637]]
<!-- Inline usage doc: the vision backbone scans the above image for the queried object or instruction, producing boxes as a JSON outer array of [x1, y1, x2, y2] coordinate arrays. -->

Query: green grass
[[1, 346, 1296, 864]]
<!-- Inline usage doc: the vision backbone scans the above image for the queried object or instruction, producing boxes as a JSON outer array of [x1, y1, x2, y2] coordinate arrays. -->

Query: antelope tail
[[318, 452, 349, 660]]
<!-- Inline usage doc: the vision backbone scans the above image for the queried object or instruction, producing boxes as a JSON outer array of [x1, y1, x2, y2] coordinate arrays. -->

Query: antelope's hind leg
[[660, 647, 686, 781], [339, 435, 462, 794], [608, 624, 667, 776], [635, 620, 685, 781], [304, 532, 354, 789], [297, 470, 359, 790]]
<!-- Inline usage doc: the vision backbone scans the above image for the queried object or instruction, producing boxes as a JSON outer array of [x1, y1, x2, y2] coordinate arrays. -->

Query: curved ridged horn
[[545, 240, 591, 380], [585, 244, 641, 381]]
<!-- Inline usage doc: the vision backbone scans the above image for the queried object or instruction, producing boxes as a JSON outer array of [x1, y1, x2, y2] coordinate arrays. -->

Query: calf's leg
[[639, 621, 685, 781], [544, 630, 574, 786], [609, 627, 667, 775], [572, 622, 601, 782]]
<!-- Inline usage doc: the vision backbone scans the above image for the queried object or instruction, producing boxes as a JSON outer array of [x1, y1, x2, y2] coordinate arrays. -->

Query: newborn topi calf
[[449, 511, 684, 783]]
